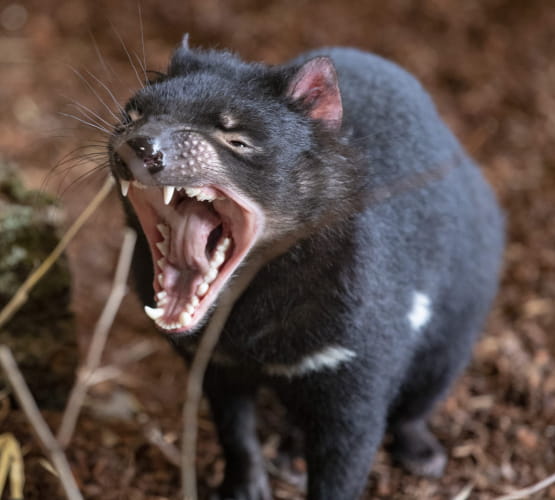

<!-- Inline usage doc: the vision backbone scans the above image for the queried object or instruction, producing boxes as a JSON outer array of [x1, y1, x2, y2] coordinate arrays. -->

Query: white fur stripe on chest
[[264, 345, 357, 379], [408, 291, 432, 331]]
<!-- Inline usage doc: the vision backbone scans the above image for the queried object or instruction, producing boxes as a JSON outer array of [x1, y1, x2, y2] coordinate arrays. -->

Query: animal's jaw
[[123, 180, 264, 334]]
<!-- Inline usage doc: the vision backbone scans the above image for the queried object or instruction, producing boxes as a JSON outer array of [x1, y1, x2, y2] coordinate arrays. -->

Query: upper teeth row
[[119, 180, 222, 205], [143, 234, 231, 331]]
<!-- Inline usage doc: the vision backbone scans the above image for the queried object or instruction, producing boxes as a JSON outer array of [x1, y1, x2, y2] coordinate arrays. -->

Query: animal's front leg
[[304, 411, 385, 500], [204, 367, 270, 500], [282, 372, 388, 500]]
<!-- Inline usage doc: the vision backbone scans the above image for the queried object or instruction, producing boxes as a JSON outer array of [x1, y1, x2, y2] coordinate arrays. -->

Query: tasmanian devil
[[108, 37, 504, 499]]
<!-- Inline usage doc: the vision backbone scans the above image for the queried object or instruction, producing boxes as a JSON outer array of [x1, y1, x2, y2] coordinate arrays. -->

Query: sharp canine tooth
[[156, 241, 169, 256], [179, 311, 192, 326], [157, 224, 170, 239], [120, 179, 130, 197], [163, 186, 175, 205], [144, 305, 164, 320], [197, 282, 209, 296]]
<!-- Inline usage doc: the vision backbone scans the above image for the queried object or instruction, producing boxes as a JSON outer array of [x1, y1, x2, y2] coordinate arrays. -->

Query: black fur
[[111, 46, 504, 499]]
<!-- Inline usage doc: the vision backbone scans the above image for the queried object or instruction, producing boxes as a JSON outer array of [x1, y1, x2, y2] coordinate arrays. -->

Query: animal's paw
[[211, 472, 271, 500], [396, 443, 447, 478], [391, 421, 447, 478]]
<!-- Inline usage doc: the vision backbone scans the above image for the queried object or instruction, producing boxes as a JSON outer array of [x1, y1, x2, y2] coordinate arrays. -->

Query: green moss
[[0, 163, 69, 307], [0, 159, 76, 409]]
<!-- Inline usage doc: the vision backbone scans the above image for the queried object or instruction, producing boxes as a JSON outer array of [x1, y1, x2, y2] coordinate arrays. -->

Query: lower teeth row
[[144, 235, 231, 330]]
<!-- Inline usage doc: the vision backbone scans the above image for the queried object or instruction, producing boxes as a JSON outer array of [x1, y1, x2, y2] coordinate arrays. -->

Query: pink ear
[[286, 57, 343, 130]]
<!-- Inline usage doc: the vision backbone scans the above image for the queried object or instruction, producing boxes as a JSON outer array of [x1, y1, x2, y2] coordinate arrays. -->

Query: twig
[[0, 176, 114, 329], [181, 309, 226, 500], [57, 228, 136, 448], [451, 483, 474, 500], [0, 433, 24, 499], [85, 340, 157, 386], [493, 471, 555, 500], [181, 250, 279, 500], [0, 346, 84, 500], [111, 339, 157, 365], [81, 365, 124, 387], [143, 423, 182, 468]]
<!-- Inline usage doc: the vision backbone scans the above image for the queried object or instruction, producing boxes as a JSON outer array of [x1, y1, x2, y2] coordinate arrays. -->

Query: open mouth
[[121, 179, 263, 334]]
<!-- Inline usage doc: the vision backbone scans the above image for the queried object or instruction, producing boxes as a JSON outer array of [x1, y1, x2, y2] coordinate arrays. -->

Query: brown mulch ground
[[1, 0, 554, 498]]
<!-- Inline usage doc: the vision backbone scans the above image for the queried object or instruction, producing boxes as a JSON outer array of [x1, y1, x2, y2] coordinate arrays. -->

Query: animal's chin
[[126, 181, 263, 334]]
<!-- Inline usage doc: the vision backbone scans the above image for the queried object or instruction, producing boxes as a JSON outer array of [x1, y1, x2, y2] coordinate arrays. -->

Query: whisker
[[65, 108, 111, 134], [59, 163, 109, 197], [82, 68, 125, 117], [34, 128, 106, 141], [54, 152, 108, 171], [138, 3, 147, 82], [44, 156, 107, 196], [67, 65, 120, 123], [47, 158, 105, 188], [54, 153, 106, 172], [66, 100, 115, 130], [89, 29, 119, 85], [59, 142, 107, 158], [47, 144, 106, 170], [43, 144, 108, 190], [59, 112, 112, 135], [134, 52, 148, 85], [111, 23, 145, 88]]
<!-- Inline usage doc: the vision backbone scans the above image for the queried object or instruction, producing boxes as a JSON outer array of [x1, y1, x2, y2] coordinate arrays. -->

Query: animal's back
[[280, 46, 504, 362], [332, 47, 505, 415]]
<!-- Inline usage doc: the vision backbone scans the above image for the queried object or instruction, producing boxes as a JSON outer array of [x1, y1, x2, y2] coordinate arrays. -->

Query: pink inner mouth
[[127, 183, 262, 333]]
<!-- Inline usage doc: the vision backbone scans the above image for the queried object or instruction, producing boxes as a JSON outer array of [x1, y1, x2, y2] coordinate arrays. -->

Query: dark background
[[1, 0, 554, 498]]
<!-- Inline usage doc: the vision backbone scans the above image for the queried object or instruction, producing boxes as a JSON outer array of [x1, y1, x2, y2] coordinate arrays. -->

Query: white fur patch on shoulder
[[408, 291, 432, 332], [264, 345, 356, 379]]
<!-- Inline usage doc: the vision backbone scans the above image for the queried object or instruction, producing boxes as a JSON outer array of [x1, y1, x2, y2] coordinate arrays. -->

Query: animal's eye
[[228, 139, 249, 149], [216, 128, 257, 153]]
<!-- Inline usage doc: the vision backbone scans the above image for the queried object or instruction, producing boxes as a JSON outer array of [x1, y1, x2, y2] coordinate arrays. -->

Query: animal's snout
[[126, 137, 164, 173], [111, 130, 217, 186], [114, 136, 165, 182]]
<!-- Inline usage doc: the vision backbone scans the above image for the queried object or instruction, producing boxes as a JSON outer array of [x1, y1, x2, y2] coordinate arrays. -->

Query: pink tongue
[[176, 200, 221, 274]]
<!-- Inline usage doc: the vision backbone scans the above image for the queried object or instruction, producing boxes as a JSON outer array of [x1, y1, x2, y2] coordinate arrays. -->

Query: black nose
[[120, 136, 165, 175]]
